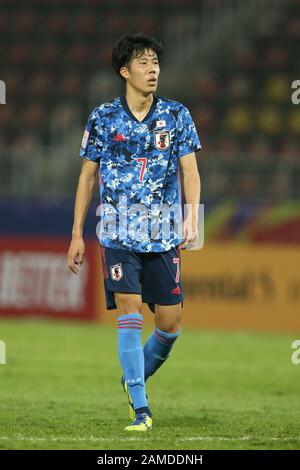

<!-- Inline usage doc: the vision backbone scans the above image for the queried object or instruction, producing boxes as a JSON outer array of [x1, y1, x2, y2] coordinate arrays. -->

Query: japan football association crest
[[110, 263, 123, 281], [154, 130, 170, 151]]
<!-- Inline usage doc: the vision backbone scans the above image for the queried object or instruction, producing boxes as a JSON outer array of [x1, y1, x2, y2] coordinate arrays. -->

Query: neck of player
[[125, 87, 153, 122]]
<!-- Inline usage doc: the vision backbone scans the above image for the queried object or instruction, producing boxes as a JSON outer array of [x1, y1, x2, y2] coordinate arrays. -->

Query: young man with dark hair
[[68, 32, 201, 432]]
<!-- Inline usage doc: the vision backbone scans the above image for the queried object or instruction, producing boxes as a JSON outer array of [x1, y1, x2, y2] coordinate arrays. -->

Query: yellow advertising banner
[[181, 243, 300, 332], [95, 242, 300, 332]]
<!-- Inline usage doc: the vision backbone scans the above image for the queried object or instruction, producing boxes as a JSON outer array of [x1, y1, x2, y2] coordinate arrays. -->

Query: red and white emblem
[[110, 263, 123, 281], [154, 130, 170, 151]]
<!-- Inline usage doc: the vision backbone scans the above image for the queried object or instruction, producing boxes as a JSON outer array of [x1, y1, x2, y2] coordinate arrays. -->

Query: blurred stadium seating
[[0, 0, 299, 202]]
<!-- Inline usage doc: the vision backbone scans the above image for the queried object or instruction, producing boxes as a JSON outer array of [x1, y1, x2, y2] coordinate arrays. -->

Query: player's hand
[[178, 217, 198, 250], [67, 237, 85, 274]]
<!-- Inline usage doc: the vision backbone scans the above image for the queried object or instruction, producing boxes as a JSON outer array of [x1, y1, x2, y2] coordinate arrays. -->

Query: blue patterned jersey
[[79, 95, 201, 252]]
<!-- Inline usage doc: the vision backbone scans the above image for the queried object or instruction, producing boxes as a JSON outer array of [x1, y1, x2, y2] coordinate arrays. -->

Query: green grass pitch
[[0, 318, 299, 450]]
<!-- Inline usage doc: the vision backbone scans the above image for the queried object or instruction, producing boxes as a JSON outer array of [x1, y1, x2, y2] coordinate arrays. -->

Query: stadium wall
[[1, 200, 300, 332], [98, 243, 300, 333]]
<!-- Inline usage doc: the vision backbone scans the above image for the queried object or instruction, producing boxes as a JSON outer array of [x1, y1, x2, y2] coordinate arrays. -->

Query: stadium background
[[0, 0, 300, 450]]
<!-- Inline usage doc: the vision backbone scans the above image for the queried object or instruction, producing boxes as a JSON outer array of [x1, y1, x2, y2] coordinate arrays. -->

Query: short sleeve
[[177, 105, 201, 158], [79, 108, 103, 162]]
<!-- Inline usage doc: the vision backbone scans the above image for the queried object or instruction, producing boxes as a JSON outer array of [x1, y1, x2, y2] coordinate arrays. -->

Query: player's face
[[125, 49, 160, 94]]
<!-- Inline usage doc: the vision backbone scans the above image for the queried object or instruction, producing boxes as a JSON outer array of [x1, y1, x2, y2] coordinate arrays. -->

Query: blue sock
[[117, 313, 148, 411], [144, 327, 181, 381]]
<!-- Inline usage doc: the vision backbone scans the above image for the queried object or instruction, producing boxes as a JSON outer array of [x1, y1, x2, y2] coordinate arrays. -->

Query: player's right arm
[[67, 159, 99, 274]]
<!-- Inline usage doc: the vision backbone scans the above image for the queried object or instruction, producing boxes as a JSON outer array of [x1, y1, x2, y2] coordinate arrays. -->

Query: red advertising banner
[[0, 237, 100, 321]]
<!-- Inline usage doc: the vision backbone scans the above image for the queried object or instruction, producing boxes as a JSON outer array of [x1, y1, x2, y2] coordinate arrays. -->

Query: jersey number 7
[[136, 157, 147, 182]]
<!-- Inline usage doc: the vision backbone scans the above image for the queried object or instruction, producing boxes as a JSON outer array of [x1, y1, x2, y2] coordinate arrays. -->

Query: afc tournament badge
[[154, 130, 171, 151]]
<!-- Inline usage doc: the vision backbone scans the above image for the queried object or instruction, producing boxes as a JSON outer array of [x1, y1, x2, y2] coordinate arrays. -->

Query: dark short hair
[[112, 31, 163, 79]]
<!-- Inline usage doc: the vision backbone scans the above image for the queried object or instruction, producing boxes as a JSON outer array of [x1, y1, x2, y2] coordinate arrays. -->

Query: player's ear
[[120, 66, 129, 80]]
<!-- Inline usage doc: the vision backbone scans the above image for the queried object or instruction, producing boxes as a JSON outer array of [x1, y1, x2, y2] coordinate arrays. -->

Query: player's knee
[[115, 293, 142, 315], [155, 306, 182, 333], [162, 319, 181, 334]]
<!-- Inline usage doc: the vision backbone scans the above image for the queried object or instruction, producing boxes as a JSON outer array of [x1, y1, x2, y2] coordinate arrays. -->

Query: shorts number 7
[[136, 158, 147, 182], [173, 258, 180, 283]]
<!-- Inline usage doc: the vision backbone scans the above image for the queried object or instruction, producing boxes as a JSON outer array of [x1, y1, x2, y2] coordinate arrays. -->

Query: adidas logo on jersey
[[113, 133, 126, 142]]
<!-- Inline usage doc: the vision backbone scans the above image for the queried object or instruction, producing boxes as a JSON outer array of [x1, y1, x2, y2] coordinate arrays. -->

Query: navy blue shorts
[[100, 245, 184, 313]]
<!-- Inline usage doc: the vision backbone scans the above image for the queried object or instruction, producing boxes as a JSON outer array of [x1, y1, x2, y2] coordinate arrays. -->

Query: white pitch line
[[0, 436, 299, 443], [178, 436, 300, 442]]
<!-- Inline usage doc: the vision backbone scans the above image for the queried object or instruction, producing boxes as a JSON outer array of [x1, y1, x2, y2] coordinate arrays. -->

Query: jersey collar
[[120, 95, 158, 124]]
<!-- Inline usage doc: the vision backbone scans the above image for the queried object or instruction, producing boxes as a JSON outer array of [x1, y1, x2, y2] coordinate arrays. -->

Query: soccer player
[[67, 32, 201, 432]]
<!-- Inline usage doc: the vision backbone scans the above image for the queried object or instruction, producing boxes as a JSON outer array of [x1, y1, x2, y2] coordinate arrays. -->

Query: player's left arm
[[179, 152, 201, 249]]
